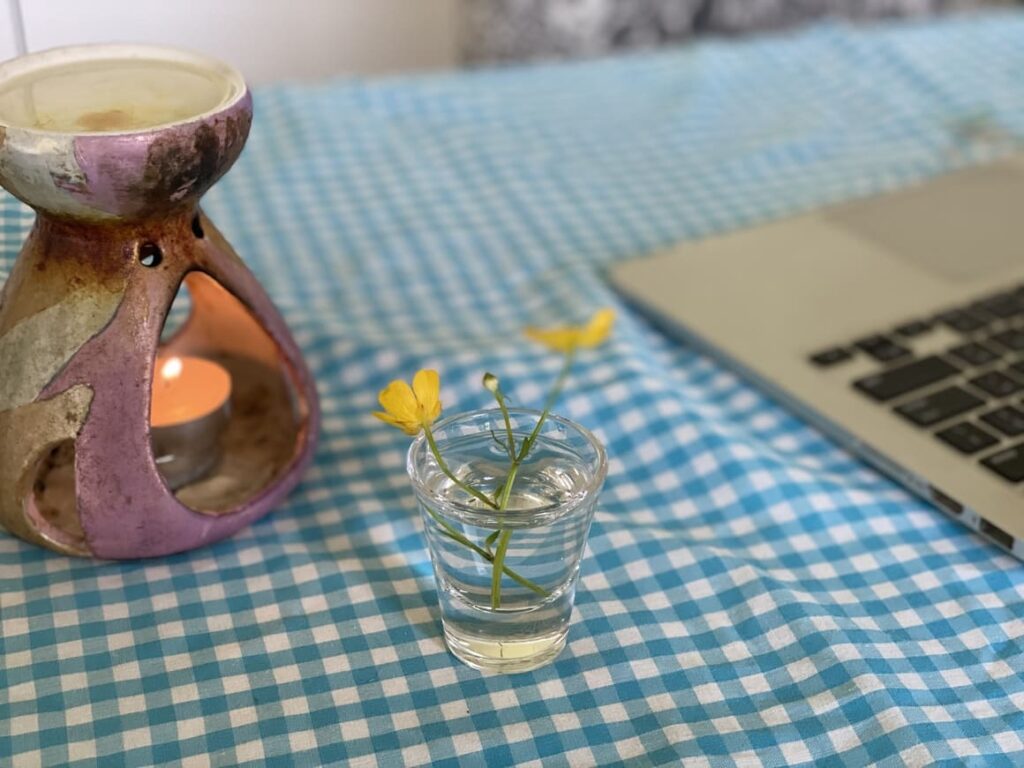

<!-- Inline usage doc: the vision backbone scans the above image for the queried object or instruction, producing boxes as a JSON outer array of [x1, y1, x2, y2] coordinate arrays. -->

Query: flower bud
[[482, 372, 500, 393]]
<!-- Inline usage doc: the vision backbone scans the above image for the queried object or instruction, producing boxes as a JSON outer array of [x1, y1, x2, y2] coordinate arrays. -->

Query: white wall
[[4, 0, 462, 83], [0, 0, 22, 62]]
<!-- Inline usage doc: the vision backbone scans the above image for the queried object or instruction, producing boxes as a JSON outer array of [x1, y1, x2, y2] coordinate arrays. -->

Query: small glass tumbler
[[408, 408, 607, 673]]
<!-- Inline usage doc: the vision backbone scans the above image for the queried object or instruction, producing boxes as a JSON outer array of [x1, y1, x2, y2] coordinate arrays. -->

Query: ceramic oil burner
[[0, 45, 319, 558]]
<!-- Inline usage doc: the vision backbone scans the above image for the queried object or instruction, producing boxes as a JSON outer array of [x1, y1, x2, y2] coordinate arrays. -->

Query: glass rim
[[406, 407, 608, 523]]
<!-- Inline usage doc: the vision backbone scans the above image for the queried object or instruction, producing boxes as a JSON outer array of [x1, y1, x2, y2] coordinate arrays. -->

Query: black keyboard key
[[936, 422, 1000, 454], [948, 342, 1002, 367], [936, 309, 989, 334], [969, 370, 1023, 398], [854, 334, 912, 363], [981, 406, 1024, 437], [989, 329, 1024, 352], [982, 444, 1024, 483], [972, 292, 1024, 320], [809, 347, 852, 367], [894, 319, 933, 338], [895, 386, 984, 427], [853, 355, 960, 402]]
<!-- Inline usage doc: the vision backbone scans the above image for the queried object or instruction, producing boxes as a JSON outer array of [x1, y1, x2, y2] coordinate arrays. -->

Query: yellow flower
[[373, 369, 442, 436], [524, 308, 615, 353]]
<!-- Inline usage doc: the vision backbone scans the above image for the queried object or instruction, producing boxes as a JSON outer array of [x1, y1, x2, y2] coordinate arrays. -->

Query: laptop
[[611, 153, 1024, 558]]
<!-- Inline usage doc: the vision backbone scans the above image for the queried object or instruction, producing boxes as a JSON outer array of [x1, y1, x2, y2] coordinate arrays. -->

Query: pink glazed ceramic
[[0, 45, 319, 558]]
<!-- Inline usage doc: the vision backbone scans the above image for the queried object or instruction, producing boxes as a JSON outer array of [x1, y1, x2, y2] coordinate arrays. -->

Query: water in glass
[[409, 409, 605, 673]]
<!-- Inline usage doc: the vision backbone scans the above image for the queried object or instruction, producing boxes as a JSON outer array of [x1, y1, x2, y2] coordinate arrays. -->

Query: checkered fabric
[[3, 12, 1024, 767]]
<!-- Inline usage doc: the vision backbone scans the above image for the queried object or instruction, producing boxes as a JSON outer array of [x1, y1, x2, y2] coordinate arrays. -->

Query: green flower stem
[[489, 462, 520, 609], [424, 349, 580, 609], [486, 378, 518, 498], [423, 419, 545, 604], [423, 505, 547, 596], [486, 379, 523, 609], [490, 529, 515, 608], [483, 530, 500, 554], [423, 425, 499, 510], [489, 429, 510, 456], [489, 350, 578, 609], [518, 350, 576, 461], [494, 389, 517, 462]]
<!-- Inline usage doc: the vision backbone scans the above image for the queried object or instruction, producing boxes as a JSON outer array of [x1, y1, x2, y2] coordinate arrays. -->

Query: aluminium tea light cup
[[150, 356, 232, 490]]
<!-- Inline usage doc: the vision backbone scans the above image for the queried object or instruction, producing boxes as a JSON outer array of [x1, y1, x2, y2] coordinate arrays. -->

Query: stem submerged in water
[[489, 350, 577, 608], [425, 348, 580, 610], [490, 462, 519, 609], [424, 425, 498, 510], [423, 505, 547, 596], [490, 529, 514, 608]]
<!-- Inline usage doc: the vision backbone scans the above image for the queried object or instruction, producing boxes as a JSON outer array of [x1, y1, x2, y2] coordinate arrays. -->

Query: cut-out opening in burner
[[161, 279, 193, 344], [138, 241, 162, 268], [152, 271, 307, 515], [25, 440, 87, 554]]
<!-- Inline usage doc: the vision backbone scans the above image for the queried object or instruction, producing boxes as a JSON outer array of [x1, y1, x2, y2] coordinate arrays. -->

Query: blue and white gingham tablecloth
[[4, 12, 1024, 767]]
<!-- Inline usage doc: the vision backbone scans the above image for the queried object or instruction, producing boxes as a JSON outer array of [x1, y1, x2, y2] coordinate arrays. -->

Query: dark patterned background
[[464, 0, 1014, 62]]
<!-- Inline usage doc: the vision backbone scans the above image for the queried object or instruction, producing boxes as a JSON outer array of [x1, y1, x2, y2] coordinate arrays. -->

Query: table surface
[[3, 12, 1024, 767]]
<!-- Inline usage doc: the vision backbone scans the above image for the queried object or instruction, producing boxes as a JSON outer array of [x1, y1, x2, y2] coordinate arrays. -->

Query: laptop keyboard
[[810, 286, 1024, 484]]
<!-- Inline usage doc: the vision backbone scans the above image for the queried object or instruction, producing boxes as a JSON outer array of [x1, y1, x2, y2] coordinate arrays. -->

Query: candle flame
[[161, 356, 184, 381]]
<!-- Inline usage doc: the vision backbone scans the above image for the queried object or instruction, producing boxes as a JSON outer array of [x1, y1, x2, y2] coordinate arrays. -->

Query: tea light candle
[[151, 356, 232, 489]]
